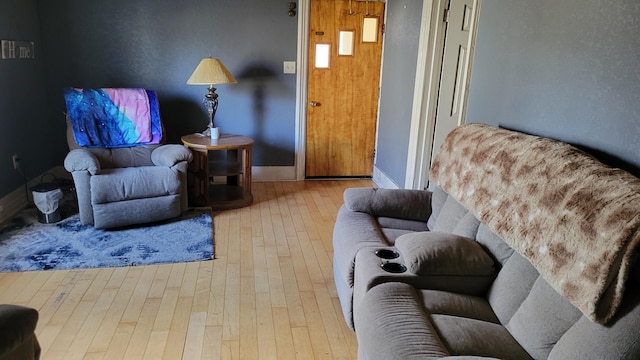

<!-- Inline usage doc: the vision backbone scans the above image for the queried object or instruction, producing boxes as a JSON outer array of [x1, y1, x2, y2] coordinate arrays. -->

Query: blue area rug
[[0, 207, 213, 272]]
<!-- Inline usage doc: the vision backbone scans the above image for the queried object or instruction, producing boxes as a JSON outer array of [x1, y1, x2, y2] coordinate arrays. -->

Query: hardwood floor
[[0, 180, 372, 359]]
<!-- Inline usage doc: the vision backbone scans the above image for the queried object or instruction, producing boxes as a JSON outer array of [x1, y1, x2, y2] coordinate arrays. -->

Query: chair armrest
[[151, 144, 192, 167], [343, 187, 432, 222], [64, 149, 100, 175], [0, 304, 39, 356]]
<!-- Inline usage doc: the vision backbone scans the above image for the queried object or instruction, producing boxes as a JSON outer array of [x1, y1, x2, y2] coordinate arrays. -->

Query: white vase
[[210, 127, 220, 140]]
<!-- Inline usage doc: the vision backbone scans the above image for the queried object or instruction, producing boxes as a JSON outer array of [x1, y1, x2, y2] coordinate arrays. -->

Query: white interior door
[[403, 0, 479, 190], [429, 0, 478, 170]]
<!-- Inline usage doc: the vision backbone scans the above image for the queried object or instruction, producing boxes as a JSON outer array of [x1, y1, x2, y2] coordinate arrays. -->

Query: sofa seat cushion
[[90, 166, 180, 204], [356, 282, 532, 360], [417, 288, 516, 358], [380, 228, 416, 245], [396, 232, 496, 276], [353, 248, 498, 331], [432, 315, 532, 360], [378, 216, 431, 245], [418, 289, 499, 323]]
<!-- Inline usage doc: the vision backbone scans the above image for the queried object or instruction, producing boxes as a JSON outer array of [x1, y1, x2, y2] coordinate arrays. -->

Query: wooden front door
[[306, 0, 385, 177]]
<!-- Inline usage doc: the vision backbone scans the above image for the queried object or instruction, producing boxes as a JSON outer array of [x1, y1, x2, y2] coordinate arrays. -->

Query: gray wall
[[466, 0, 640, 175], [0, 0, 52, 198], [375, 0, 423, 187], [0, 0, 298, 199], [7, 0, 640, 200], [37, 0, 298, 165], [0, 0, 297, 197]]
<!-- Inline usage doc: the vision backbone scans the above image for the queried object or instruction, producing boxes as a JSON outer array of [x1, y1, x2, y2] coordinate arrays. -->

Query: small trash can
[[31, 183, 64, 224]]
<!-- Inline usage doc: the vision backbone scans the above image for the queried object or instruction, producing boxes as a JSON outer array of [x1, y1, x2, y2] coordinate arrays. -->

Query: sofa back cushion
[[484, 229, 640, 360], [344, 187, 433, 221], [475, 224, 515, 267], [431, 123, 640, 324], [548, 285, 640, 360], [487, 251, 539, 325], [427, 186, 448, 229], [506, 277, 583, 359], [487, 245, 584, 360], [429, 187, 480, 239]]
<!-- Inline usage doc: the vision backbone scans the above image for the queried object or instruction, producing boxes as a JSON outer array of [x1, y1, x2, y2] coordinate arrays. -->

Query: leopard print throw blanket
[[430, 123, 640, 324]]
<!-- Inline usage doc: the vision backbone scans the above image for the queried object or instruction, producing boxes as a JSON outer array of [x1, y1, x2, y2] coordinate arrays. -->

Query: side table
[[181, 133, 254, 210]]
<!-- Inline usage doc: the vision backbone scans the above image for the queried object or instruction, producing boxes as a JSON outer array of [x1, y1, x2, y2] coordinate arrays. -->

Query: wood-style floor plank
[[0, 180, 371, 359]]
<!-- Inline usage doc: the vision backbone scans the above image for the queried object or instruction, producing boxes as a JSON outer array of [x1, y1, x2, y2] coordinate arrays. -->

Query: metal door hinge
[[444, 0, 451, 22]]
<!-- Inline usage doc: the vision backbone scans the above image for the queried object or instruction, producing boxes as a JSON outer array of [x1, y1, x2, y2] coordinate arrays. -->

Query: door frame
[[293, 0, 477, 183], [294, 0, 386, 180], [404, 0, 481, 189], [294, 0, 311, 180]]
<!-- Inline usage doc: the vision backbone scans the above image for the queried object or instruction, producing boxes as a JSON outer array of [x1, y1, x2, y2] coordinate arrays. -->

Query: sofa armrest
[[353, 247, 496, 321], [343, 187, 432, 222], [64, 149, 101, 175], [151, 144, 192, 167]]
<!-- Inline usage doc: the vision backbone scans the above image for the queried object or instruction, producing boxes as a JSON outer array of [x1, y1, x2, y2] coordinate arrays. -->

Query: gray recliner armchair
[[63, 88, 192, 229], [64, 143, 192, 229]]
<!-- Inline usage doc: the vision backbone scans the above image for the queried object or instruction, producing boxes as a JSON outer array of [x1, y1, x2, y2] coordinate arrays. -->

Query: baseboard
[[0, 166, 71, 225], [0, 165, 297, 224], [252, 166, 296, 181], [372, 166, 400, 189]]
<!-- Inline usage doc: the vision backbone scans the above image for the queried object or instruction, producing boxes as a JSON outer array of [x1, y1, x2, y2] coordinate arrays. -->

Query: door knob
[[310, 101, 320, 107]]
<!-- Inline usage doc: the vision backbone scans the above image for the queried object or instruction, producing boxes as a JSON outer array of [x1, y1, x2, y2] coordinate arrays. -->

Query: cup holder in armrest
[[375, 249, 400, 259], [380, 262, 407, 273]]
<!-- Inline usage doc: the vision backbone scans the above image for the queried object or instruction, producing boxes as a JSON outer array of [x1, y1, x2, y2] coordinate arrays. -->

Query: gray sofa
[[333, 124, 640, 359]]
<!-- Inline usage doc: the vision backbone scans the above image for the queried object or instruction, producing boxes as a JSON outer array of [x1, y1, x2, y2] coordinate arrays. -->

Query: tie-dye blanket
[[64, 88, 162, 148], [430, 123, 640, 324]]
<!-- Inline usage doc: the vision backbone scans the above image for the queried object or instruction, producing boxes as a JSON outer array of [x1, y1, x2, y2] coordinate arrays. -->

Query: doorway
[[429, 0, 478, 170], [304, 0, 385, 177], [404, 0, 480, 189]]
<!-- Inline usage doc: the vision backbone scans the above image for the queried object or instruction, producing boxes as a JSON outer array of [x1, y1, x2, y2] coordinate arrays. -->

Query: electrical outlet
[[11, 154, 19, 170]]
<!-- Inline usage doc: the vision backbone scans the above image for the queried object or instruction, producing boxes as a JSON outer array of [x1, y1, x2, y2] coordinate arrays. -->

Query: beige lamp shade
[[187, 58, 238, 85]]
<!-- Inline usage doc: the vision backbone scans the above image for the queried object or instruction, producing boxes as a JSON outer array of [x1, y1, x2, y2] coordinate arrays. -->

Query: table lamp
[[187, 57, 237, 139]]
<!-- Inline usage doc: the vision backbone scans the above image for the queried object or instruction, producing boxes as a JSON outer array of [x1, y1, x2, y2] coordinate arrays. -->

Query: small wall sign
[[1, 40, 35, 59]]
